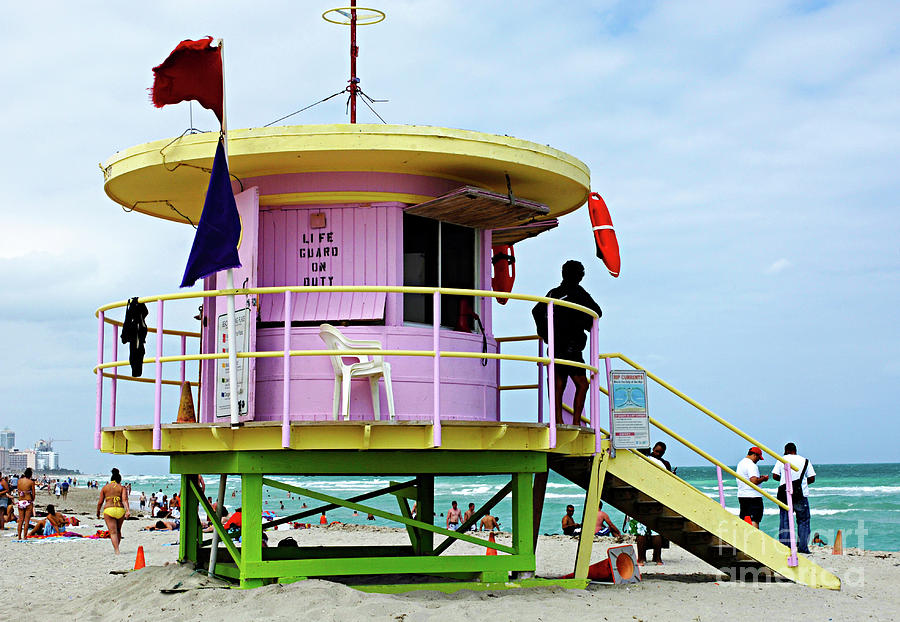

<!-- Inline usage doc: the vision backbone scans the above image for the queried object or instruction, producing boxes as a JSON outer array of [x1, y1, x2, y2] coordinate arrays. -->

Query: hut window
[[403, 213, 476, 327]]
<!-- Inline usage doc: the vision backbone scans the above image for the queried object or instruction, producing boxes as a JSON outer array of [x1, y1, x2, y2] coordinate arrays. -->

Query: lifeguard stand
[[96, 122, 607, 590]]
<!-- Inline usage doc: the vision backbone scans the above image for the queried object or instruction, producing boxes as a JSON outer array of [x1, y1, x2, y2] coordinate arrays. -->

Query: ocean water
[[102, 462, 899, 552]]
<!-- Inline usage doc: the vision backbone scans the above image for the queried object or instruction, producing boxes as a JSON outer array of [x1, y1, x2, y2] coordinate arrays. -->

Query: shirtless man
[[594, 501, 622, 538], [97, 468, 129, 554], [28, 504, 66, 536], [16, 468, 36, 540], [446, 500, 462, 530], [462, 503, 476, 530], [562, 504, 581, 536], [480, 514, 500, 532]]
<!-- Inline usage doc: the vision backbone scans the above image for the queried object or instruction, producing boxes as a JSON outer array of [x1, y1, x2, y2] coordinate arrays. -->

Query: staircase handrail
[[614, 353, 798, 471], [569, 393, 789, 511]]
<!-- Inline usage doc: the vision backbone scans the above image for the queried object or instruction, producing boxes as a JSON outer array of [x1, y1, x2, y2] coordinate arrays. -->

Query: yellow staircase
[[550, 450, 841, 590]]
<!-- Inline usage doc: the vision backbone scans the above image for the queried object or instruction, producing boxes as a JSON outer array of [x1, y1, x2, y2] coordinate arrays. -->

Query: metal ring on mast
[[322, 7, 385, 25]]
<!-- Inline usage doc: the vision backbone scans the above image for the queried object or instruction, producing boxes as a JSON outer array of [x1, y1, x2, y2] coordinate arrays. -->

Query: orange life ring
[[588, 193, 620, 277], [491, 245, 516, 304]]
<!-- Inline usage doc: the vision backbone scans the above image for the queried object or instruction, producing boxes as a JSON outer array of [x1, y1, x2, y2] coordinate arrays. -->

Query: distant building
[[7, 449, 36, 472], [0, 428, 14, 450], [33, 440, 61, 471], [35, 451, 58, 471]]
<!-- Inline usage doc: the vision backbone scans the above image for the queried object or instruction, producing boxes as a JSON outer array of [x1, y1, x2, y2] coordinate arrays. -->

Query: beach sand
[[4, 486, 898, 621]]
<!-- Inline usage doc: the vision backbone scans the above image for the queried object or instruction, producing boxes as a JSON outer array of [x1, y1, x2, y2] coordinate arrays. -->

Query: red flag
[[151, 37, 223, 122]]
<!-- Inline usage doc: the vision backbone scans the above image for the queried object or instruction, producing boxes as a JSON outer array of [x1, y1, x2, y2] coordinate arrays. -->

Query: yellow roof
[[101, 124, 591, 224]]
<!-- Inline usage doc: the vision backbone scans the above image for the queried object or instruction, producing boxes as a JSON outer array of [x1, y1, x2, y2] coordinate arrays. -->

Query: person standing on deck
[[771, 442, 816, 554], [736, 447, 768, 528], [532, 260, 603, 426]]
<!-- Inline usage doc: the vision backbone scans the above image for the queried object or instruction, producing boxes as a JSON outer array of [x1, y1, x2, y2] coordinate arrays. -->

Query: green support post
[[512, 472, 533, 556], [240, 473, 265, 588], [416, 475, 434, 555], [178, 474, 201, 564]]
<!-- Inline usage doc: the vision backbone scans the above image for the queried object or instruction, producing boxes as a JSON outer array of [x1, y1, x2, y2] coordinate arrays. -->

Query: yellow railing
[[93, 285, 603, 451]]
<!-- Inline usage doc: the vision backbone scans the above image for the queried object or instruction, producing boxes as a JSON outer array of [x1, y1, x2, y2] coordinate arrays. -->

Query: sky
[[0, 1, 897, 474]]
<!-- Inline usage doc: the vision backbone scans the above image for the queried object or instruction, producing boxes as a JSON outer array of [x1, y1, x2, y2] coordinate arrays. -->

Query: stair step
[[681, 530, 713, 545], [606, 486, 640, 501], [681, 520, 706, 533], [708, 544, 739, 558], [633, 501, 664, 515], [657, 516, 686, 530]]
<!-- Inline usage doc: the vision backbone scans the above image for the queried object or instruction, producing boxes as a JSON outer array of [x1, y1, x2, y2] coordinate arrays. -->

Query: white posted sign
[[215, 307, 251, 418], [609, 370, 650, 449]]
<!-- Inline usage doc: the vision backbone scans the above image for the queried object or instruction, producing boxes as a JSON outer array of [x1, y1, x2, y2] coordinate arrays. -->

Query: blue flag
[[180, 137, 242, 288]]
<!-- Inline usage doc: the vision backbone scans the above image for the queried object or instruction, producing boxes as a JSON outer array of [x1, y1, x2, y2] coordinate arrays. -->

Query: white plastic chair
[[318, 324, 396, 421]]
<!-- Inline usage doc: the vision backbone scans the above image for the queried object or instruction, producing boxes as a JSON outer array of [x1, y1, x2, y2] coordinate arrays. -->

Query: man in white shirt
[[736, 447, 769, 528], [771, 442, 816, 554]]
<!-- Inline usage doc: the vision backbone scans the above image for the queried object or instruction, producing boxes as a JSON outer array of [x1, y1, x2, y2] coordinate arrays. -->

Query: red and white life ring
[[588, 193, 620, 277], [491, 245, 516, 304]]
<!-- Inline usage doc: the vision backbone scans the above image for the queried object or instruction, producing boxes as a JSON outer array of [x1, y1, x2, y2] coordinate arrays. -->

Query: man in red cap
[[736, 447, 769, 528]]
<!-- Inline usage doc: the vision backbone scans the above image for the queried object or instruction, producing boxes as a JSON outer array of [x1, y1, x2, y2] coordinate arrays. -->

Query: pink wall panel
[[258, 204, 403, 323], [252, 325, 500, 422]]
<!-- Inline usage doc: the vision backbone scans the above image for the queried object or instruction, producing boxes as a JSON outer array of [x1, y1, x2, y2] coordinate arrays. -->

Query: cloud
[[765, 258, 792, 274]]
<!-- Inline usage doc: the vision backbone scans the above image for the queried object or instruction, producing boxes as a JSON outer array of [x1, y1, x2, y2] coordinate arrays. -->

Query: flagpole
[[217, 37, 241, 431], [209, 36, 237, 579]]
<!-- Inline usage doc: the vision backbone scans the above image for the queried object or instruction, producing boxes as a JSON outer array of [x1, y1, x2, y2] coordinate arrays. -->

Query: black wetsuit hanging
[[121, 297, 149, 376]]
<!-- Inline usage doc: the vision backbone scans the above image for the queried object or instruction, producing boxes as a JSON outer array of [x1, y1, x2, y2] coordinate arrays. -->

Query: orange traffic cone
[[320, 513, 327, 525], [833, 530, 843, 555], [134, 545, 146, 570], [486, 531, 497, 556], [744, 515, 753, 525]]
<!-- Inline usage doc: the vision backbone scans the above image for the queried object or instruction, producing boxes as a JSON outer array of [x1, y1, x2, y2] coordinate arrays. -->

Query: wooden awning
[[405, 186, 550, 229], [491, 219, 558, 245]]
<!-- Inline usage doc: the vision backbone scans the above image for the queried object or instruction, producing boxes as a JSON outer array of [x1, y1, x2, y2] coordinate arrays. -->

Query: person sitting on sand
[[594, 501, 622, 538], [203, 507, 228, 532], [96, 467, 130, 554], [16, 467, 37, 540], [812, 532, 828, 546], [480, 514, 500, 532], [223, 507, 242, 533], [28, 504, 66, 536], [562, 504, 581, 536]]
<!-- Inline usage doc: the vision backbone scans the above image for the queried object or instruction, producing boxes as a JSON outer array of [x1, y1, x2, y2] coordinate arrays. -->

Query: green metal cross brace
[[188, 479, 242, 570], [432, 482, 512, 556], [261, 477, 516, 555], [263, 479, 417, 531]]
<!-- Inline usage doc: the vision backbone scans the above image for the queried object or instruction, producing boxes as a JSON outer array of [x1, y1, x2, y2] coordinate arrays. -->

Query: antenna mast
[[323, 4, 385, 124]]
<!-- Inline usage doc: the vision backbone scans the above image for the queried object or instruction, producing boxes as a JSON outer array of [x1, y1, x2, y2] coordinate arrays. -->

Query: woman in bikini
[[16, 467, 36, 540], [96, 467, 129, 554]]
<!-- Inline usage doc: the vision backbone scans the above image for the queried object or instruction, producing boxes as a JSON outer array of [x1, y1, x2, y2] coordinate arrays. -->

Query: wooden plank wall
[[258, 204, 402, 323]]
